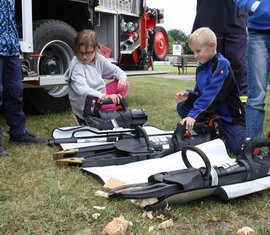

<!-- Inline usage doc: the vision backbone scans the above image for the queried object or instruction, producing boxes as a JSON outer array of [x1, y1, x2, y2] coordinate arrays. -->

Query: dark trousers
[[177, 102, 246, 155], [0, 56, 26, 141], [216, 33, 248, 97]]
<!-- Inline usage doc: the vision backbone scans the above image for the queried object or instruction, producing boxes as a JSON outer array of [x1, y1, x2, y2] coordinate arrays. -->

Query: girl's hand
[[181, 117, 196, 130], [176, 91, 189, 103], [118, 78, 127, 91], [107, 94, 122, 104]]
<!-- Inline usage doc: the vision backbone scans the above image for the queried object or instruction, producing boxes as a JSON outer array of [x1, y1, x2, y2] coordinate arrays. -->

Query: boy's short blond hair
[[188, 27, 217, 48]]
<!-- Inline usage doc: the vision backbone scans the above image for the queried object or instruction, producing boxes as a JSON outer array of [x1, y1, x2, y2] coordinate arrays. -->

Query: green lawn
[[0, 74, 269, 234], [153, 63, 197, 74]]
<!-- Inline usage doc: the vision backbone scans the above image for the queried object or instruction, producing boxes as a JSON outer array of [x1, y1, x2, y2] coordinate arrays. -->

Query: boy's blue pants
[[0, 56, 26, 141], [177, 102, 246, 155]]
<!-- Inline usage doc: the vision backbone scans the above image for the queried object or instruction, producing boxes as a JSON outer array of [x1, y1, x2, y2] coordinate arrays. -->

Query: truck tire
[[151, 26, 168, 61], [24, 20, 76, 114]]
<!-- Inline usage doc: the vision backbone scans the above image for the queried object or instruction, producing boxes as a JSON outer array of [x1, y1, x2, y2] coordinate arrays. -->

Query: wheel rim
[[154, 29, 168, 59], [37, 40, 73, 98]]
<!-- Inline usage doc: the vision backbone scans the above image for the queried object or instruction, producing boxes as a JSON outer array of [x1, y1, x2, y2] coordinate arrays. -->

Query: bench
[[183, 55, 198, 74], [173, 55, 198, 74], [173, 56, 184, 74]]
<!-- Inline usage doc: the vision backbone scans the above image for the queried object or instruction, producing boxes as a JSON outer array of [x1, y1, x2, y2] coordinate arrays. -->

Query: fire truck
[[15, 0, 168, 113]]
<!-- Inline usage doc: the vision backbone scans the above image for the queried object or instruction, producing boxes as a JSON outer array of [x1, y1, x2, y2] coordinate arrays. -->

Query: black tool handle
[[182, 145, 211, 179], [100, 97, 128, 111]]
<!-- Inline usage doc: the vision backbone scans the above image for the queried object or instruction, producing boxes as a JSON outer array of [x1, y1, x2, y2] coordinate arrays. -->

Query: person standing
[[233, 0, 270, 140], [192, 0, 248, 103], [0, 0, 45, 156]]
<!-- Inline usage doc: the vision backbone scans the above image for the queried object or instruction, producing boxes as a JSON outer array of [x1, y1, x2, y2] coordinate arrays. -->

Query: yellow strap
[[240, 96, 247, 103]]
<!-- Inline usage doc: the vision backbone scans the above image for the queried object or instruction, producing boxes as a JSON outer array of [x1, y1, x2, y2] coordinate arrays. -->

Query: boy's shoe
[[9, 132, 46, 145], [0, 144, 9, 156]]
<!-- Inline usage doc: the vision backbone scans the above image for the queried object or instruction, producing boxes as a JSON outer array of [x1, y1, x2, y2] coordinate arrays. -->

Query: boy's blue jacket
[[186, 53, 245, 126], [234, 0, 270, 30]]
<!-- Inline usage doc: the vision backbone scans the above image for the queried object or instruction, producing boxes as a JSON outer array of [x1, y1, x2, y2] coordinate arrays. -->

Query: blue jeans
[[0, 56, 26, 142], [246, 32, 270, 139]]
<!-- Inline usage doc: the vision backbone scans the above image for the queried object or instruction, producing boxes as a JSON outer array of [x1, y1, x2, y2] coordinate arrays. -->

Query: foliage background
[[167, 29, 192, 55]]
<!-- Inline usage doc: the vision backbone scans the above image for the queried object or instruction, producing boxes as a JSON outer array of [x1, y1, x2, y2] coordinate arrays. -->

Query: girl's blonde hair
[[188, 27, 217, 47], [74, 29, 99, 54]]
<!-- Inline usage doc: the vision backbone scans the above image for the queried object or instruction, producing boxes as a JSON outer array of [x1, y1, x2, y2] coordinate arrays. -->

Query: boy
[[192, 0, 248, 102], [176, 27, 246, 154]]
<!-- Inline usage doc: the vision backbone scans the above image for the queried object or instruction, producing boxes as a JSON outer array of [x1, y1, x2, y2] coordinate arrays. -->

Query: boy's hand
[[176, 91, 189, 103], [181, 117, 196, 130]]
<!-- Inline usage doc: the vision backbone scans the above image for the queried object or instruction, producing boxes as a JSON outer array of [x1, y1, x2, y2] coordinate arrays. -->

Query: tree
[[167, 29, 192, 54], [167, 33, 174, 54]]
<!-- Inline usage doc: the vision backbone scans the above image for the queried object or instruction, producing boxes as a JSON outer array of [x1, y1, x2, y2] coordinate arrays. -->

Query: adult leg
[[0, 58, 10, 155], [224, 33, 248, 98], [2, 56, 26, 138], [0, 57, 4, 143], [215, 33, 225, 55], [246, 32, 270, 139]]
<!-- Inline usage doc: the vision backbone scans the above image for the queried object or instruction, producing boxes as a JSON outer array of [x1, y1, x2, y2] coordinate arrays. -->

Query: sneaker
[[9, 132, 46, 145], [0, 144, 9, 156]]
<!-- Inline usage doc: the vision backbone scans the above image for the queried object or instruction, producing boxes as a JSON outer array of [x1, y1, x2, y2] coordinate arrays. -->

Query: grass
[[0, 70, 270, 234], [153, 63, 197, 74]]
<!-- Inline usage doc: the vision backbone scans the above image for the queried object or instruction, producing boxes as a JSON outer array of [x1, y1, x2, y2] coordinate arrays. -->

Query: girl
[[64, 29, 128, 125]]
